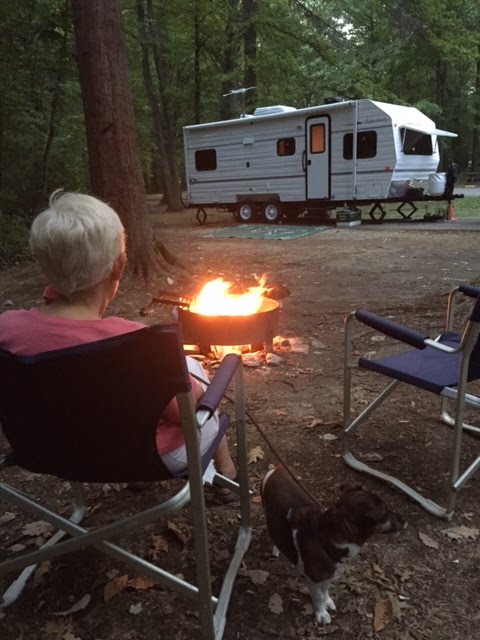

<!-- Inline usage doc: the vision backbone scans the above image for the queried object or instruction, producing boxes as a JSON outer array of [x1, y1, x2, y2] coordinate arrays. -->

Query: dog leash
[[189, 370, 323, 508]]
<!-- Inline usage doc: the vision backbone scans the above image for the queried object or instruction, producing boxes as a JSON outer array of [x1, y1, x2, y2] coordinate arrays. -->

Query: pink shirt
[[0, 308, 199, 454]]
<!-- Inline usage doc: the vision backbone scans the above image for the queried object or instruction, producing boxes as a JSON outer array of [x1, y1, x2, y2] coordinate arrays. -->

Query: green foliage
[[1, 0, 480, 229], [0, 213, 31, 265]]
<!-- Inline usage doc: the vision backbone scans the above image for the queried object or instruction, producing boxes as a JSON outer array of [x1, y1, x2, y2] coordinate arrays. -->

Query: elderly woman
[[0, 190, 237, 498]]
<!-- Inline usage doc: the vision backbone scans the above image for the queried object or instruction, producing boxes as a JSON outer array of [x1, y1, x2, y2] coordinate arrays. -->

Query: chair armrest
[[459, 285, 480, 299], [196, 353, 241, 416], [355, 309, 428, 350]]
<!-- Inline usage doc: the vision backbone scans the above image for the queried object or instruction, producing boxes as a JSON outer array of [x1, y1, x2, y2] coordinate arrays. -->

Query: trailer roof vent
[[253, 105, 297, 117], [324, 96, 345, 104]]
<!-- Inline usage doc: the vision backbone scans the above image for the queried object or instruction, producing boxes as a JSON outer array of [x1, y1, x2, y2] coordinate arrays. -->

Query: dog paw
[[315, 610, 331, 625], [326, 596, 336, 612]]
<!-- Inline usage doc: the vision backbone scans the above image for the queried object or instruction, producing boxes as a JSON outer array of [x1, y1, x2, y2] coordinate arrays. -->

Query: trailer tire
[[237, 201, 256, 223], [263, 201, 282, 224]]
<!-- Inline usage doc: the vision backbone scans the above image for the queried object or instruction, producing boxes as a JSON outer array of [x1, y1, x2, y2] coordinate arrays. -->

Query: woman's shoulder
[[102, 315, 145, 331]]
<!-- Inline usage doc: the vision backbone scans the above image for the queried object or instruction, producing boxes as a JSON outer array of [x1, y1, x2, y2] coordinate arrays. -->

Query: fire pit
[[178, 296, 279, 353], [140, 277, 281, 355]]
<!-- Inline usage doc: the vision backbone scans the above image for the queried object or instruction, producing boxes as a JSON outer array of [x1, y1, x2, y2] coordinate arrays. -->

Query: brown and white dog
[[261, 466, 405, 624]]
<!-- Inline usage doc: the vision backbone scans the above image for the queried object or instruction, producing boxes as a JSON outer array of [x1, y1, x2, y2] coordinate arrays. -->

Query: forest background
[[1, 0, 480, 264]]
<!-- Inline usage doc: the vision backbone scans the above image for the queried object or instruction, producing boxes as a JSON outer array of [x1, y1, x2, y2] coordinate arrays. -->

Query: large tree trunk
[[71, 0, 168, 278]]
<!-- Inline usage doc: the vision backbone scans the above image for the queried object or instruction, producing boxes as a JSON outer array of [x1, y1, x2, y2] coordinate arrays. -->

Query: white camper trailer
[[182, 99, 458, 223]]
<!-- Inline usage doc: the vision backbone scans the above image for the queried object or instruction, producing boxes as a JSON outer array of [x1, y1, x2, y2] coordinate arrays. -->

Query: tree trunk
[[193, 5, 202, 124], [220, 0, 241, 120], [71, 0, 166, 278], [41, 2, 70, 198], [471, 46, 480, 172], [136, 0, 177, 206], [145, 0, 182, 211], [243, 0, 257, 114]]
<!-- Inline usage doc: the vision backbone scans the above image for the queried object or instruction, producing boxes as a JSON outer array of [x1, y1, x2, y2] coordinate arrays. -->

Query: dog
[[261, 465, 405, 624]]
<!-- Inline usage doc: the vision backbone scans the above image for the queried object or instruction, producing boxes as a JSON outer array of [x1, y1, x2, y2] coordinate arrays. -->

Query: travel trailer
[[182, 99, 458, 223]]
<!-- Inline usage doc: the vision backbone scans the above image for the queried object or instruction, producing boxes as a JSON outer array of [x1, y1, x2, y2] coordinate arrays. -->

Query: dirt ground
[[1, 211, 480, 640]]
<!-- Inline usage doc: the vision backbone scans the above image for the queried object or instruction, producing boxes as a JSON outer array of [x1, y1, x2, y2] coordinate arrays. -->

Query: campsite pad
[[207, 223, 332, 240]]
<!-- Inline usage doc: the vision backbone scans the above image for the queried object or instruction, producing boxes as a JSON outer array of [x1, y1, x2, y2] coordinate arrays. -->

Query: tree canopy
[[1, 0, 479, 216]]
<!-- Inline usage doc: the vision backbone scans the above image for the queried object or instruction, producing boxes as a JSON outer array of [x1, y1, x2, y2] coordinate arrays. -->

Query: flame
[[189, 275, 268, 316]]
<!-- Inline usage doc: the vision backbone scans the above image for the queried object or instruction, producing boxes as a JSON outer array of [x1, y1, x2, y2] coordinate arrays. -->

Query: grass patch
[[357, 196, 480, 220]]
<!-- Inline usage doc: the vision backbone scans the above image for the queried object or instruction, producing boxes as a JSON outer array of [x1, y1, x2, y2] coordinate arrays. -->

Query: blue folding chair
[[343, 285, 480, 519], [0, 324, 251, 639]]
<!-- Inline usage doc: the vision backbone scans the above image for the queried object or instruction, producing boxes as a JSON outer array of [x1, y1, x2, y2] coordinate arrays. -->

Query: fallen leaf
[[251, 495, 262, 504], [238, 568, 269, 584], [22, 521, 53, 537], [443, 525, 479, 541], [129, 602, 143, 615], [319, 433, 339, 441], [53, 593, 91, 616], [248, 445, 264, 464], [418, 531, 439, 549], [268, 592, 284, 614], [150, 533, 169, 560], [0, 512, 16, 525], [43, 619, 72, 637], [273, 409, 287, 416], [32, 561, 52, 588], [104, 575, 129, 602], [302, 602, 313, 616], [128, 576, 155, 591], [362, 452, 384, 462], [373, 594, 401, 632], [167, 519, 191, 545]]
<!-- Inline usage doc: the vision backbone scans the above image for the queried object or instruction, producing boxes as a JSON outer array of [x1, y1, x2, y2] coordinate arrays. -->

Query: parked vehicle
[[182, 99, 458, 223]]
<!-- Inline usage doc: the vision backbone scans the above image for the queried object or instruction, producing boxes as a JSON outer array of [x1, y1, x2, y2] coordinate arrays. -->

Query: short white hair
[[30, 190, 125, 297]]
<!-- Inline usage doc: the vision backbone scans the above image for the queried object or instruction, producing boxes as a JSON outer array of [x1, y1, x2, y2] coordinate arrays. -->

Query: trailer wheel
[[263, 201, 282, 224], [237, 201, 256, 223]]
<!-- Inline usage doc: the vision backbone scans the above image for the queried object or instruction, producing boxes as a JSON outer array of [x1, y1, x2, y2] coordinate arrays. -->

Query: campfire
[[140, 276, 283, 358], [181, 276, 279, 358], [189, 275, 269, 316]]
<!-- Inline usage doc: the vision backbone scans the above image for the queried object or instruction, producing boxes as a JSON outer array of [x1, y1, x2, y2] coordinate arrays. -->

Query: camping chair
[[343, 285, 480, 519], [0, 324, 251, 640]]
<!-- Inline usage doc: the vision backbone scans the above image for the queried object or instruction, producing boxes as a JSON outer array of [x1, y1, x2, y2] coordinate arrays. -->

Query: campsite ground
[[1, 210, 480, 640]]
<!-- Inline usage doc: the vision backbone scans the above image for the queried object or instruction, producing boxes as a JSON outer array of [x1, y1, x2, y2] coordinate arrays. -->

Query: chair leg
[[343, 374, 451, 518], [1, 483, 86, 608]]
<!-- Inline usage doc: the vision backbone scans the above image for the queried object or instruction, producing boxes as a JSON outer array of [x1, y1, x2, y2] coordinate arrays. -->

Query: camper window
[[343, 131, 377, 159], [277, 138, 296, 156], [400, 128, 433, 155], [195, 149, 217, 171], [310, 124, 325, 154]]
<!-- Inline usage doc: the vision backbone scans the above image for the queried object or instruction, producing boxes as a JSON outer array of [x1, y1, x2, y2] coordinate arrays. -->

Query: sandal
[[214, 475, 240, 504]]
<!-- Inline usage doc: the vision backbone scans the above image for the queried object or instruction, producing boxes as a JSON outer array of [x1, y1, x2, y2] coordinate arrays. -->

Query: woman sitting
[[0, 190, 237, 499]]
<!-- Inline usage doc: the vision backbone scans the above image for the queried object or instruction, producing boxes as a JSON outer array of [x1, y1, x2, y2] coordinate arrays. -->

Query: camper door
[[306, 116, 330, 199]]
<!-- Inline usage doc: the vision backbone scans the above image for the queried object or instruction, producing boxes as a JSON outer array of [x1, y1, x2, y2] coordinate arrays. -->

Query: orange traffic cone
[[447, 203, 456, 222]]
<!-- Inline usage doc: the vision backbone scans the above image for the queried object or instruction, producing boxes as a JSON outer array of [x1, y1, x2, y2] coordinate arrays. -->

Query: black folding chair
[[343, 285, 480, 519], [0, 324, 251, 639]]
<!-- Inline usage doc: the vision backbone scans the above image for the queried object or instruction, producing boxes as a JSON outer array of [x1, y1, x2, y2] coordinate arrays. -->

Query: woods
[[1, 1, 480, 228]]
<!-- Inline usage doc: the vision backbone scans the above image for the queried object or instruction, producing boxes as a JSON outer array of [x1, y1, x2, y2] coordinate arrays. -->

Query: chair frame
[[0, 327, 251, 640], [343, 285, 480, 519]]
